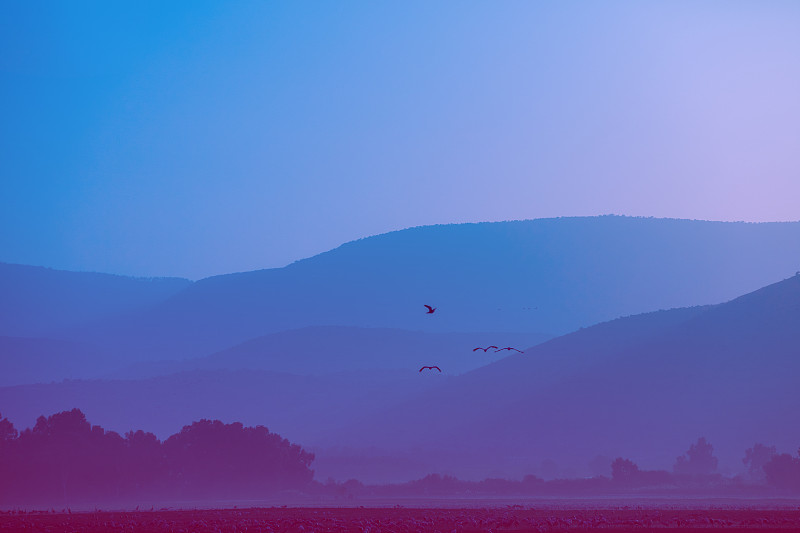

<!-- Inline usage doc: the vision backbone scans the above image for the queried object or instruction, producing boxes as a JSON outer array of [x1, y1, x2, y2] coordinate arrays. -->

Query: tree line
[[0, 409, 314, 506], [610, 437, 800, 490], [2, 410, 800, 506]]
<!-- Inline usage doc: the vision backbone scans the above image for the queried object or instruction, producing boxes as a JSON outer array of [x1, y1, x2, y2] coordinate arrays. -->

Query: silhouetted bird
[[424, 305, 437, 314], [495, 347, 524, 353], [419, 366, 441, 372], [473, 346, 499, 352]]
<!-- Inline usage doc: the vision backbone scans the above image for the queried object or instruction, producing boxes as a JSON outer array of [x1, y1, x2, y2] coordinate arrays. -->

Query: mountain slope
[[0, 262, 191, 338], [0, 336, 113, 387], [115, 326, 548, 379], [330, 274, 800, 478], [81, 216, 800, 361], [0, 368, 445, 446]]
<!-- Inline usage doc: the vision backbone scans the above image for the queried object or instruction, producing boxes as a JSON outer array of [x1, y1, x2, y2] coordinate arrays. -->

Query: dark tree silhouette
[[123, 429, 165, 496], [743, 443, 777, 482], [611, 458, 639, 484], [407, 473, 461, 495], [611, 457, 672, 487], [674, 437, 718, 476], [0, 413, 18, 503], [0, 412, 16, 442], [162, 419, 315, 498], [0, 409, 316, 506], [763, 450, 800, 490], [11, 409, 128, 503]]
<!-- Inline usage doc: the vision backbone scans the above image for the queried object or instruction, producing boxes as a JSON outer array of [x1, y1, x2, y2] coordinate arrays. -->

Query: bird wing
[[433, 366, 441, 372], [424, 305, 433, 312], [472, 347, 481, 352], [487, 345, 498, 349]]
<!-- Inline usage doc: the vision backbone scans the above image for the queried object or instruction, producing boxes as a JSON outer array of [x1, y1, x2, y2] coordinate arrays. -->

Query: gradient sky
[[2, 1, 800, 279]]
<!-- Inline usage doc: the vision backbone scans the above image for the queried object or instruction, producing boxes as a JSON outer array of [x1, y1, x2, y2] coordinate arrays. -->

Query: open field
[[3, 505, 800, 532]]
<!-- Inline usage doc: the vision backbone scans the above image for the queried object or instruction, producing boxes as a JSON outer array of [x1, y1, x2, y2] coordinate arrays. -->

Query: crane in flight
[[495, 347, 524, 353], [424, 305, 437, 314], [473, 346, 499, 352], [419, 366, 442, 373]]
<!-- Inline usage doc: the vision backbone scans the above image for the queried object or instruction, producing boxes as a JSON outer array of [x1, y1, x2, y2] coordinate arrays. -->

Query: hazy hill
[[0, 326, 544, 386], [0, 336, 113, 387], [80, 216, 800, 362], [115, 326, 548, 379], [0, 262, 191, 338], [329, 274, 800, 479], [0, 368, 445, 447]]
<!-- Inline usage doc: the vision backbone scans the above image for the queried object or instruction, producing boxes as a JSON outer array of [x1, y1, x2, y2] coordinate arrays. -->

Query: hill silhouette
[[115, 326, 548, 379], [319, 273, 800, 480], [0, 368, 445, 445], [0, 336, 112, 387], [0, 262, 191, 338], [76, 216, 800, 363]]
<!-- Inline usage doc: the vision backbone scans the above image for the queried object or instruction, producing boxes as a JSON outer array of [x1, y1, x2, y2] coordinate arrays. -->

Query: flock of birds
[[418, 304, 525, 373]]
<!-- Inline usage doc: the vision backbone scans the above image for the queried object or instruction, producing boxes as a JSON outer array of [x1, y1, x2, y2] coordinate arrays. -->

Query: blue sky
[[2, 2, 800, 279]]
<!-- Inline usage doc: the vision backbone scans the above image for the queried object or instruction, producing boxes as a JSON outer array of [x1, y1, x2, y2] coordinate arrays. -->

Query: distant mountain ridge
[[327, 273, 800, 479], [0, 336, 112, 387], [115, 326, 549, 379], [79, 216, 800, 362], [0, 262, 191, 338]]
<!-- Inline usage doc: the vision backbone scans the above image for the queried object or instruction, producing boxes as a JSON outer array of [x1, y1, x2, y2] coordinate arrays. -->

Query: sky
[[2, 1, 800, 280]]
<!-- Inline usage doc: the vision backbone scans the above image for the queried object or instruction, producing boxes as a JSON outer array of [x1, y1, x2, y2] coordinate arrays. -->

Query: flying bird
[[424, 305, 437, 314], [495, 347, 524, 353], [472, 346, 499, 352], [419, 366, 442, 372]]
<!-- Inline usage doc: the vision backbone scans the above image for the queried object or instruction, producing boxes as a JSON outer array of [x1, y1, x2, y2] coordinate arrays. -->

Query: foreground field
[[2, 507, 800, 532]]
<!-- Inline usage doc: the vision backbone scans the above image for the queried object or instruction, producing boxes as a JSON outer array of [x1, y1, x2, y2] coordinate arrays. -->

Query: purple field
[[4, 504, 800, 532]]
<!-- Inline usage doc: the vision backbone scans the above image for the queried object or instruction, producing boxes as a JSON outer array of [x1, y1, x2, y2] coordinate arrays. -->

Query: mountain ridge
[[324, 274, 800, 478], [69, 216, 800, 362], [0, 262, 192, 338]]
